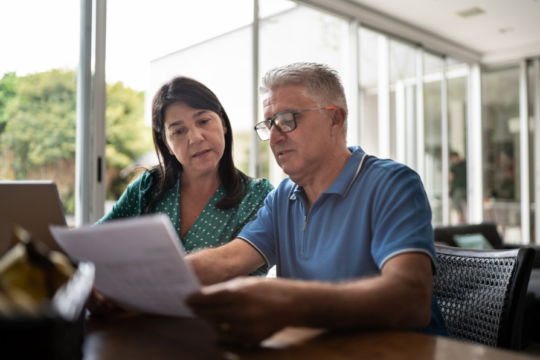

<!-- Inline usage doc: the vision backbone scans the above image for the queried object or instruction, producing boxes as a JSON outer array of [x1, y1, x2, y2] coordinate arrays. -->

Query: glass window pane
[[0, 1, 79, 222], [359, 28, 379, 157], [110, 0, 253, 214], [482, 67, 521, 243], [259, 4, 349, 186], [389, 39, 416, 166], [447, 61, 468, 225], [423, 52, 443, 224]]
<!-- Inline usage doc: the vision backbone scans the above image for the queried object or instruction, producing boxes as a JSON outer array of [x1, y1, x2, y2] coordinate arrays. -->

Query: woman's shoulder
[[127, 167, 160, 194], [246, 177, 274, 192], [242, 177, 274, 203]]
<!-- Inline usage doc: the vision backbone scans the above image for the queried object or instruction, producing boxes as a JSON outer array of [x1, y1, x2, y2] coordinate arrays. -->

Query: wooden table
[[83, 315, 538, 360]]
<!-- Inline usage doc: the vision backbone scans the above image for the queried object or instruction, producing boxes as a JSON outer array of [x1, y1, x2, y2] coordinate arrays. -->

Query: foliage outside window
[[0, 70, 153, 215]]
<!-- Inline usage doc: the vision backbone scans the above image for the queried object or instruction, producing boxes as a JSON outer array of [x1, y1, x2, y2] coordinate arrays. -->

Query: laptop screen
[[0, 181, 67, 253]]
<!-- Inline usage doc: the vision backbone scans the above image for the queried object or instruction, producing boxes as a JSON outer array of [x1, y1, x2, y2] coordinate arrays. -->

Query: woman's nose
[[188, 127, 204, 145]]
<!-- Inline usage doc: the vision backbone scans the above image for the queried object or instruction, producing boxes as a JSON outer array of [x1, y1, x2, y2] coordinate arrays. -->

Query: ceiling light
[[499, 27, 514, 34], [456, 7, 485, 18]]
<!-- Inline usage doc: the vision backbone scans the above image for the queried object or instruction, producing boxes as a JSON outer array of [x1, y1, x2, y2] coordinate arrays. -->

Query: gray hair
[[259, 62, 348, 137]]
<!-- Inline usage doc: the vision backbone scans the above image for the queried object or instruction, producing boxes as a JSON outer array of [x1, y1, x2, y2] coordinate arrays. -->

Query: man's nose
[[269, 125, 285, 145]]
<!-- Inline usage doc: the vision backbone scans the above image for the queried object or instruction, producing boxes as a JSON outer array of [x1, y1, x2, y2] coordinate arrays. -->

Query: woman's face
[[162, 102, 227, 178]]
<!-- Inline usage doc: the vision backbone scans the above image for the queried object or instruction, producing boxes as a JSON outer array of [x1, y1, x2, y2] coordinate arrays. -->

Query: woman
[[89, 77, 273, 315], [98, 76, 273, 253]]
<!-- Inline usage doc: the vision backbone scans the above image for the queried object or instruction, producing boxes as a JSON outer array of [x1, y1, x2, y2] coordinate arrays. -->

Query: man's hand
[[86, 287, 128, 317], [186, 277, 295, 345], [186, 252, 434, 345]]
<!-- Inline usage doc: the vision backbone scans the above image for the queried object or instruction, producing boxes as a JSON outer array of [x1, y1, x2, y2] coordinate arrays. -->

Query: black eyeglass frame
[[253, 106, 337, 141]]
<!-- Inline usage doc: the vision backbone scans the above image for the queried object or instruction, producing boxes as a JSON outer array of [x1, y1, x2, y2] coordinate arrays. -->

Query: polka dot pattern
[[98, 172, 274, 256]]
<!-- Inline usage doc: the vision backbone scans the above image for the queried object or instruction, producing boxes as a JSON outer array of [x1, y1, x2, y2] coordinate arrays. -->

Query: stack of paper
[[50, 214, 200, 317]]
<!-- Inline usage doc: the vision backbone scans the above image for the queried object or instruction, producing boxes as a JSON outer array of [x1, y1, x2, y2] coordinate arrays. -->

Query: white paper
[[50, 214, 201, 317]]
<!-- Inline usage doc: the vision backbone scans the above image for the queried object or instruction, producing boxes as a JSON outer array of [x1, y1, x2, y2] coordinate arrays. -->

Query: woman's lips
[[192, 149, 211, 158]]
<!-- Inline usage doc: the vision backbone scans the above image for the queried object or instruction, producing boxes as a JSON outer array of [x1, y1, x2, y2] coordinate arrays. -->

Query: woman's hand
[[86, 287, 127, 317]]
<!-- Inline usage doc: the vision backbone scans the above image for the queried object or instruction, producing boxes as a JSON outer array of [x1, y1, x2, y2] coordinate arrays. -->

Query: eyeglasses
[[254, 106, 337, 141]]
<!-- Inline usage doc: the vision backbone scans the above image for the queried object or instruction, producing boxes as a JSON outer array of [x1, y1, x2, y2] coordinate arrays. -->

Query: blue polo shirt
[[238, 146, 448, 336]]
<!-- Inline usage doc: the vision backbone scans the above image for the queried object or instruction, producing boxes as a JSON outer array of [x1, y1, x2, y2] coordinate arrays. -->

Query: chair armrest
[[503, 244, 540, 268]]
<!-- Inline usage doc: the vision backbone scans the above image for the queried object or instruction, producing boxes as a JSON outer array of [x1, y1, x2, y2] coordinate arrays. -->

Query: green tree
[[0, 70, 77, 178], [0, 69, 152, 209], [105, 81, 153, 198], [0, 72, 18, 135]]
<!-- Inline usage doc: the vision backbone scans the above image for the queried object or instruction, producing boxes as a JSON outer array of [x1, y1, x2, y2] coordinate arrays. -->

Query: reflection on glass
[[389, 39, 416, 166], [482, 67, 521, 243], [259, 5, 349, 186], [423, 52, 443, 224], [447, 61, 468, 224]]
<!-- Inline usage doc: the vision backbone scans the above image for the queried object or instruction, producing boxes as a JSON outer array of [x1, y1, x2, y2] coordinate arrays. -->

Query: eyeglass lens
[[256, 112, 296, 140]]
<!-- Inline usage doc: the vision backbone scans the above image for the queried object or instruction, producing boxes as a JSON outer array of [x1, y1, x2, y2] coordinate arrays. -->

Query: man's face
[[262, 85, 335, 183]]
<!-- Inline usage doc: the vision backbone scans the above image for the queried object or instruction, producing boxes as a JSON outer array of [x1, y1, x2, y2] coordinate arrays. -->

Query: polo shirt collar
[[288, 146, 368, 201]]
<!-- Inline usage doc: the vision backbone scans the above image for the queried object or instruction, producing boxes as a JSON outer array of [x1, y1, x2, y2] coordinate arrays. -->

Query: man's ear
[[330, 107, 346, 136], [162, 136, 174, 155]]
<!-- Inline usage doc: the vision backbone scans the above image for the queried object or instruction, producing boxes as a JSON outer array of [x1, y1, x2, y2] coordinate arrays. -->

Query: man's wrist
[[269, 279, 331, 328]]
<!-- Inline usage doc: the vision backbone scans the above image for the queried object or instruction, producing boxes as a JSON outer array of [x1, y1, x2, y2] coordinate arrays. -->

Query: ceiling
[[349, 0, 540, 65]]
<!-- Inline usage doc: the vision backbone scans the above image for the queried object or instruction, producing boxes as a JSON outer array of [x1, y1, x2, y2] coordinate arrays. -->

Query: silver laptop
[[0, 181, 67, 254]]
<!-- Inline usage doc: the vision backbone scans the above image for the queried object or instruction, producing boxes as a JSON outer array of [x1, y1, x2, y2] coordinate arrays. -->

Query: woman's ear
[[220, 116, 228, 134]]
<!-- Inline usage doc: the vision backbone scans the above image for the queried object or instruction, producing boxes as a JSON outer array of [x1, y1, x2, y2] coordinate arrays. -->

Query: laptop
[[0, 181, 67, 254]]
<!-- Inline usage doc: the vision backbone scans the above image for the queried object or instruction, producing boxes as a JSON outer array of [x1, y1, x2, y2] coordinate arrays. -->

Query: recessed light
[[456, 7, 485, 18]]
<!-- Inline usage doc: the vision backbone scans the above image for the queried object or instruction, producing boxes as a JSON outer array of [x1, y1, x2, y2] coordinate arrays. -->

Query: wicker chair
[[433, 245, 534, 350]]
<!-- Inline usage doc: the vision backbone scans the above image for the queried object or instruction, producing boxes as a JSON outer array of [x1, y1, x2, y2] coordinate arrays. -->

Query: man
[[186, 63, 448, 344]]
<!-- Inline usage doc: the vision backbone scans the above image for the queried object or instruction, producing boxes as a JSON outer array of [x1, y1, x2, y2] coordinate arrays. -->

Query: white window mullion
[[467, 63, 483, 224], [535, 58, 540, 245], [75, 0, 93, 226], [395, 80, 405, 164], [92, 0, 107, 223], [250, 0, 261, 178], [406, 84, 416, 169], [415, 47, 424, 180], [519, 60, 530, 244], [441, 58, 449, 225], [377, 35, 390, 159], [346, 19, 360, 146]]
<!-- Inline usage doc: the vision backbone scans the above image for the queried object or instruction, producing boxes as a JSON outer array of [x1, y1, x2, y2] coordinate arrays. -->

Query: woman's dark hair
[[144, 76, 250, 213]]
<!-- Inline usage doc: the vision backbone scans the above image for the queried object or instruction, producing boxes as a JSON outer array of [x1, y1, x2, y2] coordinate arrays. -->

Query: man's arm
[[186, 252, 433, 344], [289, 252, 432, 329], [187, 238, 266, 285]]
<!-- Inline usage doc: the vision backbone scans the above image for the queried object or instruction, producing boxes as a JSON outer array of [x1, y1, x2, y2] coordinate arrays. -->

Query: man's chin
[[280, 164, 299, 179]]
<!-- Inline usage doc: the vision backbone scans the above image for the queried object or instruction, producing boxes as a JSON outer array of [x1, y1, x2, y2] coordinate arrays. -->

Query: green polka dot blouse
[[98, 171, 274, 256]]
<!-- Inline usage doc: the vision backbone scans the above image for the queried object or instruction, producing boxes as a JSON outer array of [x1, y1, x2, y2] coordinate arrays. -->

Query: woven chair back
[[433, 245, 534, 350]]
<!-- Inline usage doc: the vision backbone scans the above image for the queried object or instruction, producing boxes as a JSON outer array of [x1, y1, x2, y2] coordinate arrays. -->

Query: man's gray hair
[[260, 63, 349, 137]]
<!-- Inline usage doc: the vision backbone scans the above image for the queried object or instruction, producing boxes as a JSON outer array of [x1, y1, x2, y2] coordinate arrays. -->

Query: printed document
[[50, 214, 200, 317]]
